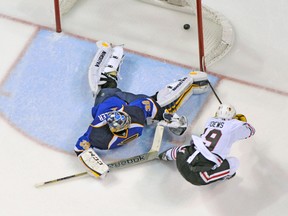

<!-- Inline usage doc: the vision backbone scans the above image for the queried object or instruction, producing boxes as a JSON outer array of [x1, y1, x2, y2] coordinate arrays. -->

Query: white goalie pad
[[78, 148, 109, 178], [189, 71, 209, 95], [88, 41, 124, 96], [103, 46, 124, 73], [156, 71, 209, 109], [156, 76, 193, 108]]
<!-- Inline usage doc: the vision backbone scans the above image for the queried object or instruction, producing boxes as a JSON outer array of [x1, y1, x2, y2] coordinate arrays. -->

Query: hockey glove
[[159, 112, 188, 136]]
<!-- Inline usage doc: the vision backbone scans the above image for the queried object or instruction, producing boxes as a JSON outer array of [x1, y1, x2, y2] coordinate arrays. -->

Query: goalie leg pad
[[189, 71, 209, 95], [99, 46, 124, 88], [88, 41, 124, 96], [156, 75, 194, 108], [78, 148, 109, 178], [88, 41, 113, 95], [103, 46, 124, 74], [156, 71, 209, 112]]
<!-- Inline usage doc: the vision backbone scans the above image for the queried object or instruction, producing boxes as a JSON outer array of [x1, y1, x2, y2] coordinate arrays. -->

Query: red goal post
[[53, 0, 234, 71]]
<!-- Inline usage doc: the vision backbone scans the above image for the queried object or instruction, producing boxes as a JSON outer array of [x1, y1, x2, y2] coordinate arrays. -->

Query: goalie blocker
[[78, 148, 110, 178]]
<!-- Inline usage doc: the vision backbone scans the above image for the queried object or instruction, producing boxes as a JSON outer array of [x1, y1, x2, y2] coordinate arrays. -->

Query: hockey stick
[[208, 80, 222, 104], [35, 125, 164, 188]]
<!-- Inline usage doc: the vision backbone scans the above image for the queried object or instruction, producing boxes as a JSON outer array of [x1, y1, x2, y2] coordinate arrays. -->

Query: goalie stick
[[35, 125, 164, 188]]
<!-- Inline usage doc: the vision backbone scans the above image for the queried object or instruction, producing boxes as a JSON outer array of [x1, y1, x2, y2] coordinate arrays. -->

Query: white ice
[[0, 0, 288, 216]]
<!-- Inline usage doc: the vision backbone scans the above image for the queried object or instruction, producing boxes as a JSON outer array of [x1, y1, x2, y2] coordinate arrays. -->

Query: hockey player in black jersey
[[159, 104, 255, 185]]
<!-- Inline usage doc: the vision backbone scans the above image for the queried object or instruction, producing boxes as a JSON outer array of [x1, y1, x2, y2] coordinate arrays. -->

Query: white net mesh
[[140, 0, 234, 67], [59, 0, 78, 15]]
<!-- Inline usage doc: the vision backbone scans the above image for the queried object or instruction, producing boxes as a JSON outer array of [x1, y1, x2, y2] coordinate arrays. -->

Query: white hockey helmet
[[106, 110, 131, 133], [215, 104, 236, 120]]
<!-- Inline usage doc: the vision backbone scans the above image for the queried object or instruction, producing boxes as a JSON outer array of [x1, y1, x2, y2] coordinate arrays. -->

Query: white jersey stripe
[[200, 169, 230, 183]]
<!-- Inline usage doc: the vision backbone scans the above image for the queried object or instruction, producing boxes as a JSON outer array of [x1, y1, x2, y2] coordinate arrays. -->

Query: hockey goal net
[[53, 0, 234, 70]]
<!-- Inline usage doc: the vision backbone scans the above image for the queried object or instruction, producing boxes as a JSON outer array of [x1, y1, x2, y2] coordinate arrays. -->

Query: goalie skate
[[88, 41, 124, 96]]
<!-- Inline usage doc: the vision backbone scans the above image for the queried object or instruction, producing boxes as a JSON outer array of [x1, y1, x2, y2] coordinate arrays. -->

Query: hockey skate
[[223, 172, 236, 180], [158, 145, 182, 161], [158, 150, 170, 161]]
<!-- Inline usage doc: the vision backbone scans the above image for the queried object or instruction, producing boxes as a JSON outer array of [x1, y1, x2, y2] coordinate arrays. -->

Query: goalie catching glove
[[158, 112, 188, 136]]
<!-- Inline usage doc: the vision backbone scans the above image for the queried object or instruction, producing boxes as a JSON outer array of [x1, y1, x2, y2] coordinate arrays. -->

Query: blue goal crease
[[0, 29, 219, 160]]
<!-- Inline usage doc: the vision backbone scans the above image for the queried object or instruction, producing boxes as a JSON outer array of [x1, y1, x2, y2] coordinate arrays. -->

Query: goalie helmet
[[106, 110, 131, 133], [215, 104, 236, 120]]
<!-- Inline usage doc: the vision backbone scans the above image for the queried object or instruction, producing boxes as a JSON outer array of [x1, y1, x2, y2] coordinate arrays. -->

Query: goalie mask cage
[[53, 0, 234, 71]]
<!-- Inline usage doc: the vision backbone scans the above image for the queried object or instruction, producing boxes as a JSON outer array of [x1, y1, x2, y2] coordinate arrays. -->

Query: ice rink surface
[[0, 0, 288, 216]]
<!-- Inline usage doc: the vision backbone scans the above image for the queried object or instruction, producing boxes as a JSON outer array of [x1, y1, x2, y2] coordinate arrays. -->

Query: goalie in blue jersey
[[74, 41, 209, 178]]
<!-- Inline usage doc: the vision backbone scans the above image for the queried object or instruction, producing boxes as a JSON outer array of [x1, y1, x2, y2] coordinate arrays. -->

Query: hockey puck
[[183, 24, 190, 30]]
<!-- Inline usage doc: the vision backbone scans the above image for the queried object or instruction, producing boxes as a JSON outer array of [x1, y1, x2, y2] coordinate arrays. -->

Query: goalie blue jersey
[[74, 95, 162, 154]]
